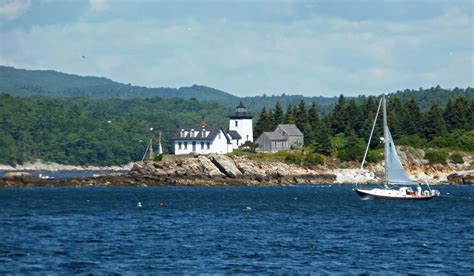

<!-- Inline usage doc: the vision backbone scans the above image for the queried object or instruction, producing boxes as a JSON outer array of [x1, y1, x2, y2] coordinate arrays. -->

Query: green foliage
[[303, 153, 326, 166], [449, 152, 464, 164], [430, 130, 474, 152], [254, 107, 273, 138], [366, 148, 384, 164], [396, 135, 427, 148], [0, 94, 229, 165], [337, 134, 366, 162], [239, 141, 259, 153], [425, 150, 448, 165]]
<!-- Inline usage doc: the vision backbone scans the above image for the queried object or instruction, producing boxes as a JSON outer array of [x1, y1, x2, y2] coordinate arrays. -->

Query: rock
[[209, 155, 242, 178], [3, 172, 36, 186], [196, 156, 224, 178], [447, 171, 474, 184]]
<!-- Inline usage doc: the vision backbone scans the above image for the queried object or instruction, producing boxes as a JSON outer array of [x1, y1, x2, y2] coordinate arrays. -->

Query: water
[[0, 185, 473, 274]]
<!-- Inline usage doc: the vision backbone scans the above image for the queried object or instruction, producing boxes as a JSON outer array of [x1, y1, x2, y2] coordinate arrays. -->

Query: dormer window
[[190, 129, 194, 137], [181, 129, 185, 137], [202, 129, 206, 137]]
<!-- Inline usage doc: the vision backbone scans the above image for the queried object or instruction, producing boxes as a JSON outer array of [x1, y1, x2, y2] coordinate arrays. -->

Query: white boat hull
[[355, 187, 435, 200]]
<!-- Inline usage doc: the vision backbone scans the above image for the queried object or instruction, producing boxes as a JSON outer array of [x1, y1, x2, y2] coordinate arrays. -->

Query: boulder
[[209, 154, 242, 178], [197, 156, 225, 178], [447, 171, 474, 184], [3, 172, 35, 184]]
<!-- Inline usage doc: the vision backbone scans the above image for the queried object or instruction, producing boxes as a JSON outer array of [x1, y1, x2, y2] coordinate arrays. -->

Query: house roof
[[173, 125, 222, 141], [228, 130, 242, 140], [261, 131, 287, 141], [278, 124, 303, 136]]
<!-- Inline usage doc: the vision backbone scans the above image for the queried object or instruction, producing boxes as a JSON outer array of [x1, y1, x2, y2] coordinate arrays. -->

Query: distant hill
[[0, 65, 238, 103], [1, 65, 472, 114]]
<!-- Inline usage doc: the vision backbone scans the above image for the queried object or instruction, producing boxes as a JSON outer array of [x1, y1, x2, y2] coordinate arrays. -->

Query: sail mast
[[383, 94, 388, 187]]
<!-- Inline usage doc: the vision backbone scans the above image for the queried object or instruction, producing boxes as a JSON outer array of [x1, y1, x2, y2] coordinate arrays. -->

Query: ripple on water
[[0, 185, 473, 274]]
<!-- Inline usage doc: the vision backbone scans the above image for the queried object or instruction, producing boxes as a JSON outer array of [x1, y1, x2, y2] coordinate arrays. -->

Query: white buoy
[[137, 202, 142, 207]]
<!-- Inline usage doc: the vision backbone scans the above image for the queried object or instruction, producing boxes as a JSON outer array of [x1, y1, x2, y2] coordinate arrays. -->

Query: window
[[192, 141, 196, 152], [235, 120, 238, 127], [246, 135, 249, 141], [218, 132, 221, 139], [201, 142, 204, 149], [206, 142, 210, 149], [178, 142, 182, 149], [184, 142, 188, 149]]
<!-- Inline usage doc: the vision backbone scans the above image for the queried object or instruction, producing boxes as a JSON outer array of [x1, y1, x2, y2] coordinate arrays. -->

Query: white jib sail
[[385, 126, 415, 185]]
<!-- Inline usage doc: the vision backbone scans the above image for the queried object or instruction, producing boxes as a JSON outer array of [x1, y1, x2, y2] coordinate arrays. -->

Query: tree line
[[254, 94, 474, 161]]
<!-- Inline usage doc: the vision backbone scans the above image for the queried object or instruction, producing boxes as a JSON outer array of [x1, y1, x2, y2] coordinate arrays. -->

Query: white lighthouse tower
[[228, 102, 253, 146]]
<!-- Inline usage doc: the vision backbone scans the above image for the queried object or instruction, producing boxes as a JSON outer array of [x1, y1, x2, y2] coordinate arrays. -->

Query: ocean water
[[0, 185, 473, 274]]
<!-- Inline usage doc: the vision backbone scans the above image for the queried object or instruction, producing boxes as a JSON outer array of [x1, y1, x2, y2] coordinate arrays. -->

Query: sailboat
[[354, 94, 440, 200]]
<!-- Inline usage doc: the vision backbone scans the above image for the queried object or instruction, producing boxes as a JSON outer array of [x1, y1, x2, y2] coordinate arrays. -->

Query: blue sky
[[0, 0, 472, 97]]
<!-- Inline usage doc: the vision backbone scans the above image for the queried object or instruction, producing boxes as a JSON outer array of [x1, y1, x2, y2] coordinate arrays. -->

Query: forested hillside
[[2, 66, 472, 114], [0, 66, 238, 102], [0, 94, 229, 165]]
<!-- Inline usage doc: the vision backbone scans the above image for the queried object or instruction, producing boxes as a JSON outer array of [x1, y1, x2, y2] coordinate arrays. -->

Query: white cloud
[[0, 4, 472, 97], [89, 0, 108, 12], [0, 0, 30, 21]]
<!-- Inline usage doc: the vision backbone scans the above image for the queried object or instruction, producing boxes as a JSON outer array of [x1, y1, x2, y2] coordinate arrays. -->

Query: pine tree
[[330, 94, 348, 134], [285, 104, 296, 124], [296, 100, 308, 132], [273, 101, 284, 127], [313, 119, 332, 155], [307, 101, 320, 130], [401, 97, 422, 135], [444, 98, 455, 132], [387, 96, 403, 139], [345, 99, 362, 135], [268, 109, 275, 130], [422, 101, 447, 140], [255, 107, 271, 138], [446, 96, 469, 130]]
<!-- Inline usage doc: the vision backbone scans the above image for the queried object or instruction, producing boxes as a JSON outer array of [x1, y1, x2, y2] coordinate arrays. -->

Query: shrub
[[365, 148, 384, 163], [449, 152, 464, 164], [239, 141, 258, 153], [425, 150, 448, 165], [284, 153, 302, 165], [397, 135, 427, 148], [304, 153, 325, 166]]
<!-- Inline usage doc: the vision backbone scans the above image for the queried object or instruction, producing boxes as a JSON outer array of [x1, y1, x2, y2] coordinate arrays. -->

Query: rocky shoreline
[[0, 160, 133, 172], [1, 153, 473, 188]]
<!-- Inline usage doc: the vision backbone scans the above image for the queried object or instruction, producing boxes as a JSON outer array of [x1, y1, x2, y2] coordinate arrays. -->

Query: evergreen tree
[[273, 101, 284, 127], [344, 99, 362, 134], [313, 120, 332, 155], [307, 101, 320, 130], [387, 96, 403, 139], [254, 107, 272, 138], [401, 97, 422, 135], [330, 94, 348, 134], [285, 104, 296, 124], [444, 98, 455, 132], [422, 101, 447, 140], [268, 109, 275, 130], [296, 100, 308, 132], [445, 96, 469, 130]]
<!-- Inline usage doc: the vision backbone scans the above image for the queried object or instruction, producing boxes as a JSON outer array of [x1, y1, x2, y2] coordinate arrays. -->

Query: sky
[[0, 0, 472, 97]]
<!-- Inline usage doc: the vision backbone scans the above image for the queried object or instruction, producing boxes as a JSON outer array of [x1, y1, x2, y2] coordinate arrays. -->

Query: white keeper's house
[[173, 102, 253, 155]]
